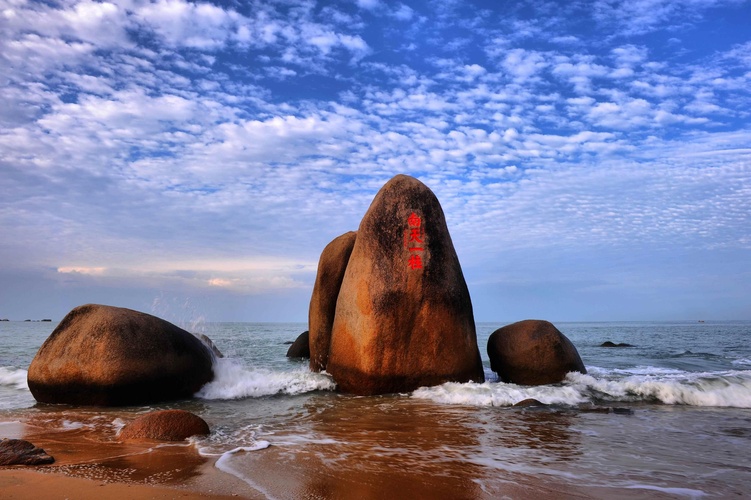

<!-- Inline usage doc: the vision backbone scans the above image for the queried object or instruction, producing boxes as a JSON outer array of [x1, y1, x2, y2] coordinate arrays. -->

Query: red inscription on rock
[[405, 212, 424, 270]]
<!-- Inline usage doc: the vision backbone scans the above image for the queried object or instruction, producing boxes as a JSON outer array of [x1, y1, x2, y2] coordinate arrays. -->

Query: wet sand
[[1, 403, 720, 499], [1, 416, 254, 499]]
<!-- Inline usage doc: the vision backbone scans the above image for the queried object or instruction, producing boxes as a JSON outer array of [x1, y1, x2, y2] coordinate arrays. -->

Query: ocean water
[[2, 320, 751, 498]]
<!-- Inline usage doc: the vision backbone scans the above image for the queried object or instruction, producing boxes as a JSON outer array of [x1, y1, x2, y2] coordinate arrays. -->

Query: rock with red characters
[[327, 174, 484, 395]]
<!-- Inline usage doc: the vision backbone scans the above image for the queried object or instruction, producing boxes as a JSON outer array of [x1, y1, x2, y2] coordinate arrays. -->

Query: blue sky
[[1, 0, 750, 323]]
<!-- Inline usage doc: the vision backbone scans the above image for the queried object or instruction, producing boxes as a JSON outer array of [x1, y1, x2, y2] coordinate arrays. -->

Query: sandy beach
[[0, 417, 255, 499], [1, 407, 699, 500]]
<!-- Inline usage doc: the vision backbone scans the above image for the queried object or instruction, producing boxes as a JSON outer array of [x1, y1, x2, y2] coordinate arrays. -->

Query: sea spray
[[196, 357, 336, 400], [0, 367, 28, 390], [411, 379, 589, 406], [412, 369, 751, 408], [567, 370, 751, 407]]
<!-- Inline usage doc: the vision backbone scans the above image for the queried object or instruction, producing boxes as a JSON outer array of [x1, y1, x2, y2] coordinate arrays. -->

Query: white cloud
[[392, 4, 414, 21], [501, 49, 548, 80], [1, 0, 749, 320], [356, 0, 382, 11]]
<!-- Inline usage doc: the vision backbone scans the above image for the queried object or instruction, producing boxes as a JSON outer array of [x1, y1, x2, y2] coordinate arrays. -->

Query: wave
[[0, 367, 28, 390], [412, 369, 751, 408], [195, 358, 336, 400]]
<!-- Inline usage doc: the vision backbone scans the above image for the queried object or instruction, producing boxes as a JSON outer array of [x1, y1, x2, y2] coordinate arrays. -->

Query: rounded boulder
[[119, 410, 210, 441], [286, 330, 311, 359], [27, 304, 215, 406], [487, 319, 586, 386]]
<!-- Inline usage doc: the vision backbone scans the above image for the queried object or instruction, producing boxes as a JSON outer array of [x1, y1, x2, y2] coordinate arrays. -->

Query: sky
[[1, 0, 750, 324]]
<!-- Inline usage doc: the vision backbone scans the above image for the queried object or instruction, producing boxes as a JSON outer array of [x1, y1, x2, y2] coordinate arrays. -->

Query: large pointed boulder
[[327, 174, 484, 395], [27, 304, 215, 406], [487, 319, 586, 386], [308, 231, 357, 372]]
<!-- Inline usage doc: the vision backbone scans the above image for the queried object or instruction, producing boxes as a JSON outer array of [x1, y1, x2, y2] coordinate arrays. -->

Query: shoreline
[[2, 405, 742, 499], [0, 468, 243, 500], [1, 417, 261, 499]]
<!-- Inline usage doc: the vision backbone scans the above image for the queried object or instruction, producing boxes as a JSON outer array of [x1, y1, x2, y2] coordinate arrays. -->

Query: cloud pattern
[[1, 0, 749, 320]]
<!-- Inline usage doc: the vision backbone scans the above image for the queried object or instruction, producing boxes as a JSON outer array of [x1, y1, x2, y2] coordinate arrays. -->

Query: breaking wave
[[0, 367, 28, 390], [412, 367, 751, 408], [195, 358, 336, 400]]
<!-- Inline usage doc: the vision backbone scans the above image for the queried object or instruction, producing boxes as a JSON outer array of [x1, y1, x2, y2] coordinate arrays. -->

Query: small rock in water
[[119, 409, 210, 441], [513, 398, 547, 407], [600, 341, 634, 347], [578, 405, 635, 415], [286, 331, 310, 359], [0, 438, 55, 465], [612, 407, 634, 415]]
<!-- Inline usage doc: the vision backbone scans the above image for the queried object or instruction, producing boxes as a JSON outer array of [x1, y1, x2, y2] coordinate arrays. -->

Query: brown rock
[[0, 439, 54, 465], [286, 331, 311, 358], [197, 333, 224, 357], [27, 304, 215, 406], [600, 341, 634, 348], [327, 174, 484, 395], [308, 231, 357, 372], [119, 410, 210, 441], [514, 398, 547, 407], [487, 320, 586, 386]]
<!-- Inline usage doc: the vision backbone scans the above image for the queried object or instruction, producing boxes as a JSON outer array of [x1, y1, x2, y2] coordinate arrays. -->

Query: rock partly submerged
[[600, 341, 634, 348], [27, 304, 216, 406], [308, 231, 357, 372], [119, 410, 210, 441], [286, 330, 311, 359], [326, 174, 485, 395], [487, 319, 586, 386]]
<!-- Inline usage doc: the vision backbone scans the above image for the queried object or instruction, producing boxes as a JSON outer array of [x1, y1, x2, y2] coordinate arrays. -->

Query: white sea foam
[[412, 370, 751, 408], [195, 358, 336, 400], [0, 367, 28, 390], [625, 484, 706, 498], [412, 380, 589, 406], [61, 419, 92, 430], [211, 442, 274, 499]]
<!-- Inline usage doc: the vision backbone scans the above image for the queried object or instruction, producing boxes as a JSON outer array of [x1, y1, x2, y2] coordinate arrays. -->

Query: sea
[[2, 320, 751, 498]]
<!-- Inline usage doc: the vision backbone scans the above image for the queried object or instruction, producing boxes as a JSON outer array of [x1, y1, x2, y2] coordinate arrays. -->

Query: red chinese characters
[[405, 212, 424, 270]]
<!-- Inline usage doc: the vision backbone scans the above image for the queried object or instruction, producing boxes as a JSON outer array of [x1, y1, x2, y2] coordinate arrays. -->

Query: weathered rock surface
[[119, 410, 210, 441], [327, 174, 484, 395], [308, 231, 357, 372], [0, 439, 54, 465], [286, 331, 311, 359], [27, 304, 215, 406], [487, 320, 586, 386], [197, 333, 224, 358]]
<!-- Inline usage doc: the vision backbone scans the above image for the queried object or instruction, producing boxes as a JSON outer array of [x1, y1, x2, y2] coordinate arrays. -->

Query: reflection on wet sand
[[18, 408, 208, 486], [225, 395, 597, 499]]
